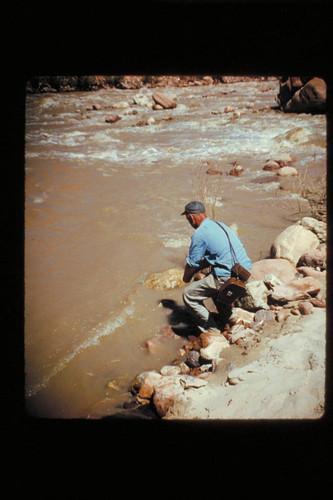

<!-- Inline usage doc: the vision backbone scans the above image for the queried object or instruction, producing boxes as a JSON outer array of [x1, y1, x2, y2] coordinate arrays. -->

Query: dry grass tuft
[[280, 166, 326, 222], [192, 161, 224, 220]]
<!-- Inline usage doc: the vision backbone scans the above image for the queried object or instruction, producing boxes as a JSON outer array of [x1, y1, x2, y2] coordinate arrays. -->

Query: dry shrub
[[280, 166, 326, 222], [192, 161, 224, 220]]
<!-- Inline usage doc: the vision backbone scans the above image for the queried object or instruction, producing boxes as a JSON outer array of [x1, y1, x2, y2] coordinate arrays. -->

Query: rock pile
[[129, 216, 326, 418], [263, 153, 298, 177]]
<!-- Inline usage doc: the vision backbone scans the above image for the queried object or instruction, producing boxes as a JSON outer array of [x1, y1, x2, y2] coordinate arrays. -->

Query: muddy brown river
[[24, 78, 326, 418]]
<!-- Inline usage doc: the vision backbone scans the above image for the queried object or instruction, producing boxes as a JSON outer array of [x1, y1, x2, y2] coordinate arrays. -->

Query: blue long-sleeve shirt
[[186, 218, 252, 277]]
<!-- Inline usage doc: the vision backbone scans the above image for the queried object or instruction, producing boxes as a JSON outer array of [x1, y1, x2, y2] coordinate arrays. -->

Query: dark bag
[[214, 221, 251, 304], [216, 277, 247, 304], [231, 262, 251, 282]]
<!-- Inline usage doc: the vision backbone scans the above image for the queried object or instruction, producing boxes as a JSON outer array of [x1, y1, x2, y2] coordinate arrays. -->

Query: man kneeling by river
[[181, 201, 252, 333]]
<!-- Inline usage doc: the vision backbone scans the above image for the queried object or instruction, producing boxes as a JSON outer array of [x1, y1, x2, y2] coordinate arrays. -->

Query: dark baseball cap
[[181, 201, 206, 215]]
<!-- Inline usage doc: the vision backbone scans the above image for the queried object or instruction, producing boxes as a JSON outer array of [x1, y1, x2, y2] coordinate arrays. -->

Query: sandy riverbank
[[163, 307, 326, 419]]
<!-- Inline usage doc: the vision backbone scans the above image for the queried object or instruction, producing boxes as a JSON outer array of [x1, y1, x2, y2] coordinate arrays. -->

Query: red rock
[[105, 114, 121, 123], [229, 165, 244, 176], [206, 168, 223, 175], [248, 258, 297, 284], [310, 297, 326, 308], [297, 245, 326, 268], [288, 276, 321, 297], [138, 372, 162, 399], [296, 267, 326, 279], [263, 160, 280, 171], [298, 301, 314, 315], [276, 309, 291, 323], [152, 92, 176, 109]]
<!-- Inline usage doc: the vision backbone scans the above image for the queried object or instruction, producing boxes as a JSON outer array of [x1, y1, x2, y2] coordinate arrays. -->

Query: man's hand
[[182, 263, 198, 283], [183, 258, 210, 283]]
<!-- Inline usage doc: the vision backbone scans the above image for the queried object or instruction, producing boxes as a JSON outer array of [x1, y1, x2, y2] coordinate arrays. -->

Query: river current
[[24, 78, 326, 418]]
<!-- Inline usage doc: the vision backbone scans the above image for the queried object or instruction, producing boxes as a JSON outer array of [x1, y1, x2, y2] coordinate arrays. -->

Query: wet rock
[[229, 165, 244, 176], [130, 370, 159, 394], [152, 92, 176, 109], [160, 365, 181, 376], [132, 95, 152, 107], [186, 350, 201, 368], [112, 101, 130, 110], [276, 166, 298, 177], [263, 160, 280, 171], [145, 336, 166, 354], [276, 128, 309, 144], [268, 153, 296, 166], [270, 223, 320, 266], [248, 258, 297, 284], [138, 372, 163, 399], [144, 268, 184, 290], [298, 301, 314, 316], [105, 114, 121, 123], [236, 280, 270, 311]]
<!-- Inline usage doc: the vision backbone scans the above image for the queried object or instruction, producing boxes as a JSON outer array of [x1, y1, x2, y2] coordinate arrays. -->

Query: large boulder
[[248, 258, 297, 284], [300, 217, 326, 243], [278, 77, 326, 114], [270, 223, 320, 266]]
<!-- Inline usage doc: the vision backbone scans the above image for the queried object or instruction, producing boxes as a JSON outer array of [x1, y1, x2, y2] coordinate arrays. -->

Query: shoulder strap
[[214, 221, 238, 266]]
